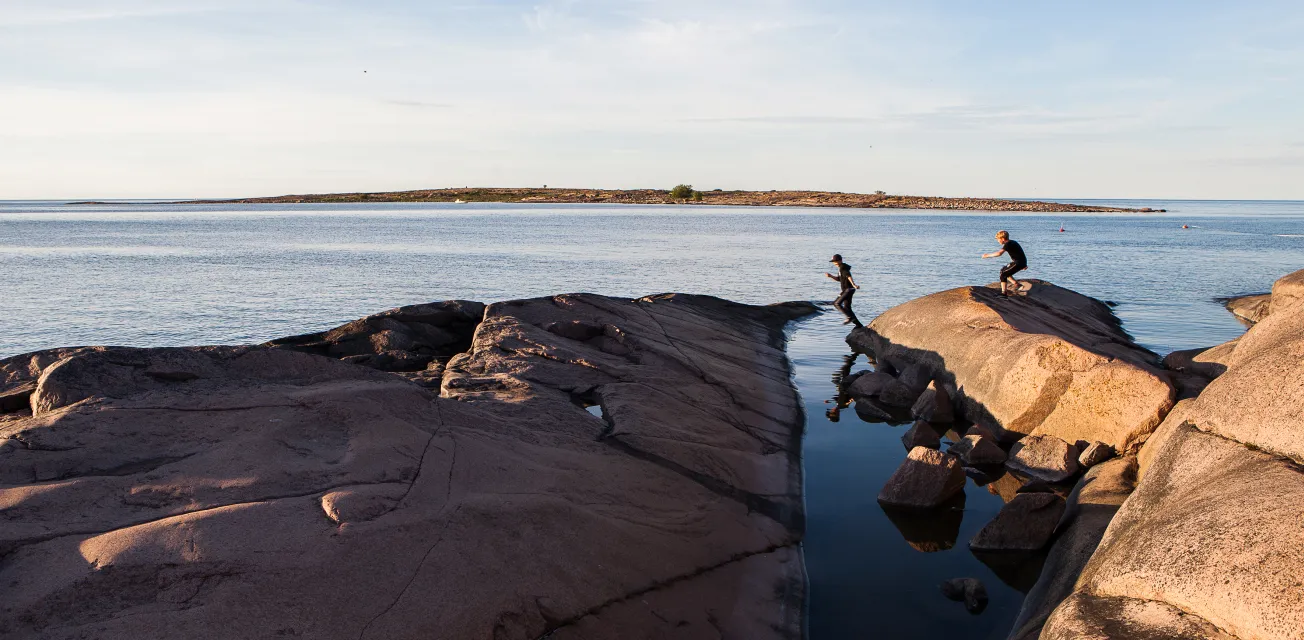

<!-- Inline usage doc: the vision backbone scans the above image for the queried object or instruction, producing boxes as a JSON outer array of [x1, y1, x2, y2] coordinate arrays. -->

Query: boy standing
[[981, 231, 1027, 295]]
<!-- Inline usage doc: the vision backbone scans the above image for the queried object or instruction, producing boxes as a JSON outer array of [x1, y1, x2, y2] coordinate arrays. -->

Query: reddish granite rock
[[878, 447, 966, 508], [0, 293, 814, 640], [849, 281, 1174, 451]]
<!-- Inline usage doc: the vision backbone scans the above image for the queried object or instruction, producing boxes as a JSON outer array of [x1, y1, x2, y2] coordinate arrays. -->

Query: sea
[[3, 199, 1302, 639]]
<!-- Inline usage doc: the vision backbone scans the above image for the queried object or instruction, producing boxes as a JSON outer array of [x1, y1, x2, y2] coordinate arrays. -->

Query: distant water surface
[[2, 199, 1302, 639]]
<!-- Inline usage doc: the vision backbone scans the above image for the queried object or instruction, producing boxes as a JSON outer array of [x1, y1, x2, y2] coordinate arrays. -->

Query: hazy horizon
[[3, 1, 1302, 200]]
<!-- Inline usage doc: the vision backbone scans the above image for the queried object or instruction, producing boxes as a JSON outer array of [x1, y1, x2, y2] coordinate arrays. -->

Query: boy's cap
[[830, 254, 842, 262]]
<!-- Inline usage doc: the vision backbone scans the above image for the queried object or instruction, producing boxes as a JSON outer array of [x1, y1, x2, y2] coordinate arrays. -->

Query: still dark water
[[3, 200, 1303, 639]]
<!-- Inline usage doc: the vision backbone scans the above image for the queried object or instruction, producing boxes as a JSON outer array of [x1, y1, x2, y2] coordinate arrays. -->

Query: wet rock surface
[[0, 293, 815, 639], [848, 280, 1174, 451]]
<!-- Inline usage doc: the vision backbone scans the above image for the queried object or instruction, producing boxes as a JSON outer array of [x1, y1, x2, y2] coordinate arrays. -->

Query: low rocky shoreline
[[5, 268, 1299, 639], [88, 188, 1161, 212]]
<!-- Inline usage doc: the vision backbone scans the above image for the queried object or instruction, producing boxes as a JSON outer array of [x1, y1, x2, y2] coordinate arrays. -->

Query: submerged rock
[[0, 293, 815, 639], [849, 281, 1174, 451], [878, 447, 966, 508], [1008, 435, 1080, 483], [941, 577, 989, 614]]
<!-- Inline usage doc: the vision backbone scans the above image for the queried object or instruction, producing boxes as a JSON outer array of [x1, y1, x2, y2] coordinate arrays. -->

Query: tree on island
[[670, 184, 695, 199]]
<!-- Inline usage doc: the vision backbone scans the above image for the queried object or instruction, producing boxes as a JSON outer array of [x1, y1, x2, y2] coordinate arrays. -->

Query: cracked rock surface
[[0, 293, 815, 640]]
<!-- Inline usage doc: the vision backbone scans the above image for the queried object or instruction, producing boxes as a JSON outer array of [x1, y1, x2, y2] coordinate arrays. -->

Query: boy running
[[981, 230, 1027, 295], [825, 254, 861, 321]]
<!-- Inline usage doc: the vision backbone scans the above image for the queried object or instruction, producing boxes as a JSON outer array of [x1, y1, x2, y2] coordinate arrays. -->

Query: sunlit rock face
[[1040, 269, 1304, 640], [0, 293, 815, 640], [848, 280, 1174, 453]]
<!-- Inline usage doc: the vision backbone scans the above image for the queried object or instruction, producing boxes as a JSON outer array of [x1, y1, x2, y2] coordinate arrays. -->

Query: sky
[[1, 0, 1302, 199]]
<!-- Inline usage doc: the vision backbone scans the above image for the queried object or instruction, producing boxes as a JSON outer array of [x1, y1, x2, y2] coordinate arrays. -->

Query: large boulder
[[1041, 268, 1304, 639], [848, 281, 1174, 451], [0, 293, 815, 639], [878, 447, 966, 508]]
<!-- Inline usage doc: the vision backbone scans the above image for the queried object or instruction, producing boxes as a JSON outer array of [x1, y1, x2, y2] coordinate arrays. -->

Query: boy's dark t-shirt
[[1003, 241, 1027, 266], [838, 263, 854, 291]]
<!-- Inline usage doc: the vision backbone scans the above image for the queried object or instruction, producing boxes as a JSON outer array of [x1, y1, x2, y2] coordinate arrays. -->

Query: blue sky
[[2, 0, 1301, 199]]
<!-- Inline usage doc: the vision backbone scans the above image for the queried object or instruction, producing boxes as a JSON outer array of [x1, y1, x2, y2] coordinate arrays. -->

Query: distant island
[[79, 187, 1165, 212]]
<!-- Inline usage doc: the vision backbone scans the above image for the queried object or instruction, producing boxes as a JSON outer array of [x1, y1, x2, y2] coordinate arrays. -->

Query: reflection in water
[[825, 353, 859, 422], [971, 550, 1049, 594], [882, 493, 966, 552]]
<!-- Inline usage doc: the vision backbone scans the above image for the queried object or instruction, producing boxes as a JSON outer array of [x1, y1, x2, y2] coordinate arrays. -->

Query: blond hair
[[995, 230, 1009, 241]]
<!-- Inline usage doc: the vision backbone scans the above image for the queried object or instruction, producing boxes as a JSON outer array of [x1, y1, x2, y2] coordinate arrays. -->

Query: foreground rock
[[878, 447, 966, 508], [1042, 269, 1304, 639], [0, 293, 814, 639], [848, 281, 1174, 452]]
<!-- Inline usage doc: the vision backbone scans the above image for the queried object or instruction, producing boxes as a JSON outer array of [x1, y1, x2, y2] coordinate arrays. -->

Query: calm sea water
[[3, 199, 1303, 639]]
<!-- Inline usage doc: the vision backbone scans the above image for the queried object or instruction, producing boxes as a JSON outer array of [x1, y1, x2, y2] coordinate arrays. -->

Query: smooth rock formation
[[941, 578, 989, 614], [1043, 268, 1304, 639], [969, 492, 1066, 551], [878, 447, 966, 508], [901, 420, 941, 451], [1220, 293, 1271, 325], [951, 434, 1007, 465], [1006, 457, 1137, 640], [849, 281, 1174, 451], [0, 293, 814, 639], [1007, 435, 1080, 483]]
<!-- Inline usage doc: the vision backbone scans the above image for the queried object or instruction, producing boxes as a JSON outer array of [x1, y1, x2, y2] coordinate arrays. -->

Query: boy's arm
[[981, 248, 1006, 259], [825, 273, 839, 280], [848, 275, 860, 289]]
